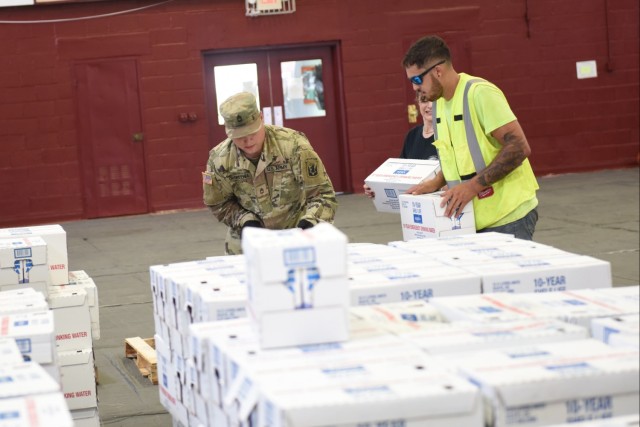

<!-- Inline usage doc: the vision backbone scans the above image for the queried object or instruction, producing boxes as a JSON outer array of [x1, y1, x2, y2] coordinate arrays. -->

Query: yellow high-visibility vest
[[432, 73, 538, 230]]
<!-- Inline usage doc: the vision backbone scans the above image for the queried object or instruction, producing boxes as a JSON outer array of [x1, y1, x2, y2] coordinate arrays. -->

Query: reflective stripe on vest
[[432, 78, 486, 188]]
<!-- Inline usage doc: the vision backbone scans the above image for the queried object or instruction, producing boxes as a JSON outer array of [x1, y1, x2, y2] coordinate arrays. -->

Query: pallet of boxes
[[150, 221, 639, 427], [0, 225, 101, 427]]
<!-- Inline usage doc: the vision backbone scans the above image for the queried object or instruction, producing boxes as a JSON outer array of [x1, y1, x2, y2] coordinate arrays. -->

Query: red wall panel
[[0, 0, 637, 226]]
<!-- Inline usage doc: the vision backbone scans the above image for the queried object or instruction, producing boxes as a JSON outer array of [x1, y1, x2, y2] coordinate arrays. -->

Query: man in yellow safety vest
[[402, 35, 539, 240]]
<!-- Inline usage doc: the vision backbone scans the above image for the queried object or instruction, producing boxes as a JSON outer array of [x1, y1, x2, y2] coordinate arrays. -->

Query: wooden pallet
[[124, 337, 157, 384]]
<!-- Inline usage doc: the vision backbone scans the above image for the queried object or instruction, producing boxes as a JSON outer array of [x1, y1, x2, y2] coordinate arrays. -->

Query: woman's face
[[418, 98, 433, 124]]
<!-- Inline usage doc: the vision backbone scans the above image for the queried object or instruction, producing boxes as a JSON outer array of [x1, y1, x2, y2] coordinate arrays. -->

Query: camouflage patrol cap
[[220, 92, 262, 139]]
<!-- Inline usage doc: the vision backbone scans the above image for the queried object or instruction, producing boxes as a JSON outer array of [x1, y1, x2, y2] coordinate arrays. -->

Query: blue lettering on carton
[[393, 169, 409, 175], [566, 396, 613, 422], [563, 299, 587, 306], [0, 412, 19, 420], [479, 306, 501, 313], [344, 385, 391, 395], [546, 362, 594, 374], [400, 288, 433, 301], [299, 342, 342, 352], [321, 366, 365, 376], [413, 214, 423, 224]]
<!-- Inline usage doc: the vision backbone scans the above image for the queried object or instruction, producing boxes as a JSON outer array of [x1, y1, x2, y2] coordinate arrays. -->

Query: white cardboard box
[[430, 291, 637, 327], [67, 274, 100, 340], [0, 361, 60, 399], [591, 314, 639, 344], [58, 348, 97, 410], [71, 407, 100, 427], [449, 339, 639, 426], [0, 296, 49, 315], [463, 254, 612, 293], [399, 192, 476, 240], [0, 236, 49, 296], [242, 224, 350, 349], [365, 158, 441, 213], [155, 333, 189, 427], [545, 415, 640, 426], [0, 337, 23, 364], [254, 362, 483, 427], [393, 319, 589, 354], [0, 392, 73, 427], [48, 286, 93, 351], [349, 265, 481, 306], [0, 310, 55, 364], [0, 224, 68, 286]]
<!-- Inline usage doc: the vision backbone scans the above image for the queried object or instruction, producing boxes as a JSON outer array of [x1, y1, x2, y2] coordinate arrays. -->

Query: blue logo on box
[[393, 169, 409, 175], [384, 188, 398, 198], [0, 412, 19, 420], [413, 214, 422, 224]]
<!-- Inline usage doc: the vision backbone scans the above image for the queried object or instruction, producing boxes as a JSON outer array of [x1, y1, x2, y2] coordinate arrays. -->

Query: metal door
[[74, 58, 148, 218], [204, 43, 349, 192]]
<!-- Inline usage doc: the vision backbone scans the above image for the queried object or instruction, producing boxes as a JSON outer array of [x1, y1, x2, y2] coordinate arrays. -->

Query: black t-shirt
[[399, 124, 438, 160]]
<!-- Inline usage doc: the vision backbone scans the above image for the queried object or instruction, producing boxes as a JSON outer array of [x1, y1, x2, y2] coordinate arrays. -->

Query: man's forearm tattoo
[[477, 131, 527, 187]]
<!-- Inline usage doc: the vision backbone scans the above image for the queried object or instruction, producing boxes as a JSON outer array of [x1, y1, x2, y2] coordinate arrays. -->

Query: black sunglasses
[[408, 60, 445, 85]]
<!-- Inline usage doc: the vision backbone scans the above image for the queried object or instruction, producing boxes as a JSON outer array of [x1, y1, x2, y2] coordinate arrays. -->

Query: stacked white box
[[0, 393, 73, 427], [430, 289, 639, 328], [349, 264, 481, 306], [591, 314, 639, 346], [0, 310, 55, 366], [463, 254, 612, 293], [48, 286, 93, 352], [0, 224, 68, 285], [155, 332, 189, 427], [349, 300, 444, 326], [447, 340, 639, 426], [149, 256, 250, 425], [364, 158, 441, 213], [0, 361, 60, 398], [389, 234, 612, 293], [255, 360, 483, 427], [0, 293, 48, 315], [544, 414, 640, 427], [242, 223, 350, 349], [58, 348, 97, 411], [399, 192, 476, 240], [0, 337, 23, 364], [68, 272, 101, 340], [71, 407, 101, 427], [188, 316, 485, 427], [0, 236, 49, 297], [389, 319, 589, 354]]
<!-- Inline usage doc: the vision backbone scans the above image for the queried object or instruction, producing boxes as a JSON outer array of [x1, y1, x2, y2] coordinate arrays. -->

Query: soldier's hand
[[363, 184, 375, 199], [297, 219, 314, 230]]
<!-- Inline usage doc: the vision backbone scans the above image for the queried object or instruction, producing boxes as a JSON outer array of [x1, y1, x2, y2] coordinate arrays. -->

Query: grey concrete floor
[[61, 167, 639, 426]]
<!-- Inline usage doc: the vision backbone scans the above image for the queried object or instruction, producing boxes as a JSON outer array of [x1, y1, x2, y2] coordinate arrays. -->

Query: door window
[[213, 63, 260, 125], [280, 59, 326, 119]]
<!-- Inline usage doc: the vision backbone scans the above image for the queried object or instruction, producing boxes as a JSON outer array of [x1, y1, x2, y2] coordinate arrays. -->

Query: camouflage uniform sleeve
[[292, 134, 338, 225], [203, 151, 260, 230]]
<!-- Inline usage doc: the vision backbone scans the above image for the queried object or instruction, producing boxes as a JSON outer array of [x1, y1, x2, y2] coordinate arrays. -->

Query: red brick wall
[[0, 0, 638, 226]]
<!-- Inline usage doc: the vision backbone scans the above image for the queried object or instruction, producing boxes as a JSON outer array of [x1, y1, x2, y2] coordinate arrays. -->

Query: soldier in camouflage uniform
[[203, 92, 338, 255]]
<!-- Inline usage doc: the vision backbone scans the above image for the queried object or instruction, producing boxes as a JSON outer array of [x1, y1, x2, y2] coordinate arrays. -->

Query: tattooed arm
[[439, 120, 531, 217], [476, 120, 531, 187]]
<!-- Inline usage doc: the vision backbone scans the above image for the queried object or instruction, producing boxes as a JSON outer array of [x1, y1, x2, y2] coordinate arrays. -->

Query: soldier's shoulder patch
[[202, 171, 213, 185], [305, 158, 319, 178]]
